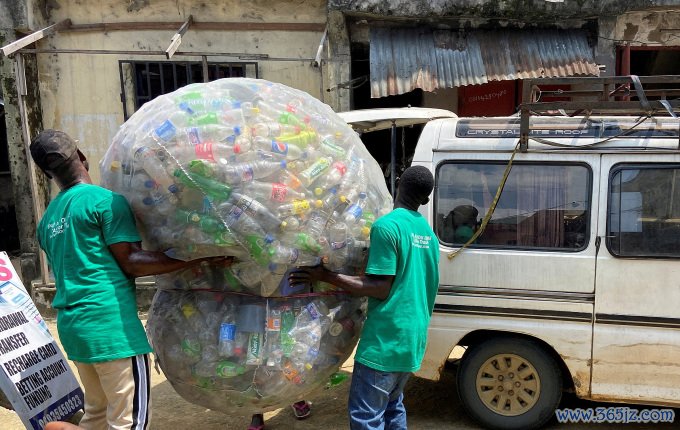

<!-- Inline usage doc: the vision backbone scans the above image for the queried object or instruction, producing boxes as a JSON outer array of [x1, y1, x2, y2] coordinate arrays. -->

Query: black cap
[[30, 130, 79, 177]]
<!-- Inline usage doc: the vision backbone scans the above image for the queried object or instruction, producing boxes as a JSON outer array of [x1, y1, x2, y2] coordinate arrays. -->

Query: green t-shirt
[[358, 208, 440, 372], [37, 183, 151, 363]]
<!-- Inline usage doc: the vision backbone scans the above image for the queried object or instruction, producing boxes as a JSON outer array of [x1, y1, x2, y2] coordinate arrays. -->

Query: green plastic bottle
[[174, 162, 232, 201], [215, 360, 246, 378], [326, 372, 349, 388], [280, 306, 295, 357]]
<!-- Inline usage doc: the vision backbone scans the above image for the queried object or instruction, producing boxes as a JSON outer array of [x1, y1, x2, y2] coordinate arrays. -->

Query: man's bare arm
[[109, 242, 231, 278], [289, 266, 394, 300]]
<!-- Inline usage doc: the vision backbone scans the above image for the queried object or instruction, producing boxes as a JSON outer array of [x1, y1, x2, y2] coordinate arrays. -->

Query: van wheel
[[457, 337, 562, 430]]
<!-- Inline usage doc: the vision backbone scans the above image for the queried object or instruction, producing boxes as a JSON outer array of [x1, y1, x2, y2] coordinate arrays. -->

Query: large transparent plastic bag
[[100, 78, 392, 412]]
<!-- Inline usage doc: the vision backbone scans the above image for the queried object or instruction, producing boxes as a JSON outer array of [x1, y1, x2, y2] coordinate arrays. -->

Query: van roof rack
[[519, 75, 680, 151]]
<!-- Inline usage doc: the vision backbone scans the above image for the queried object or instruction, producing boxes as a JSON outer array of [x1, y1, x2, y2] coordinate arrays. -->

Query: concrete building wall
[[614, 9, 680, 45], [30, 0, 327, 186]]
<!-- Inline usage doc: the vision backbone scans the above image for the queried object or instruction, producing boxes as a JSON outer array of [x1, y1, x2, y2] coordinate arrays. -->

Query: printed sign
[[0, 252, 84, 429]]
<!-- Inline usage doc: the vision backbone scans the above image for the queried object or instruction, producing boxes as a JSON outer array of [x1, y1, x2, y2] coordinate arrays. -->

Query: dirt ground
[[1, 318, 677, 429]]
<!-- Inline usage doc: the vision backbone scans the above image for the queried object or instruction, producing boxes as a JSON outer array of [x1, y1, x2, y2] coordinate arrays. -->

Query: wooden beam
[[1, 19, 71, 57], [65, 21, 325, 33], [166, 15, 193, 59]]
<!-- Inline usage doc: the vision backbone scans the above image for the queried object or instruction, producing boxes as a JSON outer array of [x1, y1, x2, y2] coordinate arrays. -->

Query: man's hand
[[288, 264, 326, 287]]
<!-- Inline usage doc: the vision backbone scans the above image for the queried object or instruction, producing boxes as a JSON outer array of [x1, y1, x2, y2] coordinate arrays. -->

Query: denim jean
[[348, 361, 411, 430]]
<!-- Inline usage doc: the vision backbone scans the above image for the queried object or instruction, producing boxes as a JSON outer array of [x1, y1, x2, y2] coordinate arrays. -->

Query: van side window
[[608, 164, 680, 258], [435, 162, 590, 250]]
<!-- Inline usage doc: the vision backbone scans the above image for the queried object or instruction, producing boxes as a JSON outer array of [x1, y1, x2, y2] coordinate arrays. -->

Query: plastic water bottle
[[245, 181, 305, 203], [133, 146, 177, 193], [265, 307, 283, 368], [230, 261, 266, 288], [169, 141, 236, 162], [267, 241, 299, 265], [252, 122, 301, 138], [315, 161, 347, 190], [276, 199, 313, 218], [327, 222, 349, 271], [221, 160, 287, 184], [249, 137, 306, 160], [344, 192, 368, 223], [218, 299, 236, 357], [219, 192, 282, 233]]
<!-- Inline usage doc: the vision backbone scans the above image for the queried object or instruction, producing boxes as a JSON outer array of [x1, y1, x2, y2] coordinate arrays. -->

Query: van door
[[592, 154, 680, 404]]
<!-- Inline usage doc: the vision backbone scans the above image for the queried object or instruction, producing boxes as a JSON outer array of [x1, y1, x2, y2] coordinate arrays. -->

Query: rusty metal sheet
[[369, 27, 599, 98]]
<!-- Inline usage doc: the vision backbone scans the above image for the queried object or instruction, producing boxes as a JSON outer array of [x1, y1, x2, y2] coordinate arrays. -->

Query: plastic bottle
[[252, 122, 301, 138], [344, 192, 369, 223], [106, 160, 124, 191], [280, 305, 295, 357], [173, 161, 233, 202], [319, 134, 348, 158], [298, 157, 331, 187], [276, 199, 313, 218], [315, 161, 347, 190], [215, 360, 246, 378], [267, 241, 299, 265], [230, 261, 266, 288], [265, 307, 283, 368], [327, 222, 349, 271], [133, 146, 178, 193], [218, 300, 238, 357], [277, 129, 317, 147], [142, 193, 179, 216], [326, 372, 349, 388], [221, 160, 287, 184], [169, 141, 237, 162], [176, 209, 225, 234], [218, 192, 282, 233], [245, 181, 305, 203], [248, 137, 306, 160]]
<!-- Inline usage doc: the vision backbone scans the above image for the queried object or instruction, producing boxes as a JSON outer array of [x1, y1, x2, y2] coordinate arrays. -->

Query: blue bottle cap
[[233, 126, 241, 136], [359, 192, 367, 199], [280, 160, 287, 169], [168, 184, 179, 193]]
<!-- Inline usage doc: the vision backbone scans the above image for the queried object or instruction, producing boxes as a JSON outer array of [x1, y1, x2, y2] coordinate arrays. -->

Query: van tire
[[457, 337, 562, 430]]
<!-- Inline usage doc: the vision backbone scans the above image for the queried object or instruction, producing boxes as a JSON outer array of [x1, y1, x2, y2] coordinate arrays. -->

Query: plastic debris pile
[[99, 78, 392, 412]]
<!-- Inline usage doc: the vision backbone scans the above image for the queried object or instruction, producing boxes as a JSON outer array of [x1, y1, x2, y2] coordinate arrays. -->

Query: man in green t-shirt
[[30, 130, 230, 430], [290, 165, 439, 430]]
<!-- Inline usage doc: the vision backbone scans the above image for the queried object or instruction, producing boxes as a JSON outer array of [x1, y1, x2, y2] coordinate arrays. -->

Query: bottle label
[[306, 302, 321, 320], [194, 142, 215, 161], [246, 333, 263, 365], [267, 316, 281, 331], [302, 158, 331, 182], [187, 127, 201, 146], [271, 140, 289, 155], [347, 204, 363, 219], [219, 323, 236, 341], [270, 183, 288, 202], [291, 200, 310, 214], [330, 239, 347, 250], [242, 166, 254, 182], [154, 120, 177, 142]]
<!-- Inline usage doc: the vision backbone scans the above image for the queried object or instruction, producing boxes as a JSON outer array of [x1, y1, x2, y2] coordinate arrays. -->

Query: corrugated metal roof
[[369, 27, 599, 98]]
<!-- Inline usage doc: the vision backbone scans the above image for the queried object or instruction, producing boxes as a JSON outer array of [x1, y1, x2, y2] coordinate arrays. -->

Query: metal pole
[[390, 121, 397, 198]]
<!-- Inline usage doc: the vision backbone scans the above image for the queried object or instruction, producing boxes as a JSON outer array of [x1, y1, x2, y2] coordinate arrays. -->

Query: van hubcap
[[475, 353, 541, 416]]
